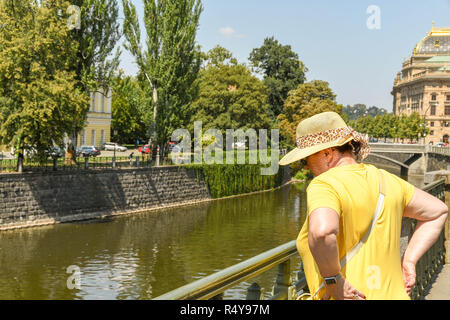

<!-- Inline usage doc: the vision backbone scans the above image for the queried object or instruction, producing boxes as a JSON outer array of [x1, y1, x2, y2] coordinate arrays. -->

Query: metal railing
[[406, 178, 447, 300], [0, 155, 168, 172], [153, 240, 307, 300], [153, 178, 448, 300]]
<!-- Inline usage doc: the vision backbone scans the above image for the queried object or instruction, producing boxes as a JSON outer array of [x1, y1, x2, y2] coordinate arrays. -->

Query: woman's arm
[[308, 207, 366, 300], [402, 187, 448, 294]]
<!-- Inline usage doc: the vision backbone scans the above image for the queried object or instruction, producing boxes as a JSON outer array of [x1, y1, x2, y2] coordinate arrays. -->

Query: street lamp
[[113, 129, 118, 168]]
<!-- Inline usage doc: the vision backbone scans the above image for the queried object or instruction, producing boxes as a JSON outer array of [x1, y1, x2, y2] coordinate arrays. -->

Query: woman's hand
[[401, 258, 416, 296], [322, 275, 366, 300]]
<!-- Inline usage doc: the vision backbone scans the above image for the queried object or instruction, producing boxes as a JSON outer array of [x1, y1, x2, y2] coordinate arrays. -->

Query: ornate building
[[77, 88, 112, 148], [392, 24, 450, 144]]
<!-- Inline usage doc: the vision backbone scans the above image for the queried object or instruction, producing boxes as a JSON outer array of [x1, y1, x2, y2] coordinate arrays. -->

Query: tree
[[342, 103, 387, 120], [202, 45, 238, 68], [190, 63, 273, 134], [69, 0, 121, 89], [111, 73, 149, 144], [278, 80, 342, 146], [0, 0, 88, 170], [122, 0, 203, 156], [64, 0, 122, 160], [249, 37, 308, 117]]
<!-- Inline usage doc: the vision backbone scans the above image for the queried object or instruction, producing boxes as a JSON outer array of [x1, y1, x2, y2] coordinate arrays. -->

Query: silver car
[[103, 142, 127, 152]]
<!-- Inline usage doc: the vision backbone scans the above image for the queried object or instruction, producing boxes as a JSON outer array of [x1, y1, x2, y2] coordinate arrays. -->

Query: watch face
[[324, 277, 337, 285]]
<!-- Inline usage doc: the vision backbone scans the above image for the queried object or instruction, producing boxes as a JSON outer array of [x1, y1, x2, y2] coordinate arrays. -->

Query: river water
[[0, 165, 423, 300]]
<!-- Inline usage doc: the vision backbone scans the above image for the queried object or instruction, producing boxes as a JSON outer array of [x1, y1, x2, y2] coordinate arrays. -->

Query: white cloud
[[219, 26, 244, 39]]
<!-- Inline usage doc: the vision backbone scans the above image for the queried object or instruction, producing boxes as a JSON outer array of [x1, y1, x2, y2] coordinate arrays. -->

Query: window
[[435, 40, 440, 47], [101, 130, 105, 145], [91, 129, 96, 146], [445, 105, 450, 115], [430, 130, 434, 135], [430, 105, 436, 115], [430, 121, 434, 127], [100, 93, 105, 113], [91, 93, 96, 112], [447, 95, 450, 101], [431, 94, 437, 101], [81, 130, 86, 145]]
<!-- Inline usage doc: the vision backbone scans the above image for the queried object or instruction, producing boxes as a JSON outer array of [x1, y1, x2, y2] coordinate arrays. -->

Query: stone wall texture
[[0, 166, 211, 230]]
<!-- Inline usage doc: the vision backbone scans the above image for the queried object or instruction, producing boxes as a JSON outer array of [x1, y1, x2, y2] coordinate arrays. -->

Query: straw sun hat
[[279, 111, 370, 166]]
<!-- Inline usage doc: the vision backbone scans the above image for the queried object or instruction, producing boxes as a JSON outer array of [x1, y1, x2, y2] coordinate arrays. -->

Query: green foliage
[[351, 112, 428, 142], [111, 73, 149, 144], [277, 80, 343, 147], [202, 45, 238, 68], [249, 37, 308, 117], [69, 0, 122, 90], [122, 0, 203, 153], [342, 104, 388, 121], [187, 163, 284, 198], [189, 63, 273, 134], [0, 0, 88, 162]]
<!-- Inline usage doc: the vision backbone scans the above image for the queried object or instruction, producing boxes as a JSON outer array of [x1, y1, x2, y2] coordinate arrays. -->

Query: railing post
[[445, 183, 450, 264], [84, 156, 89, 169], [246, 282, 264, 300], [272, 260, 292, 299]]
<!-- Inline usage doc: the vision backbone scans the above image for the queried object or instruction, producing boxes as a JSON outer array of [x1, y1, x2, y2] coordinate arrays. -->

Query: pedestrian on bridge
[[279, 111, 448, 300]]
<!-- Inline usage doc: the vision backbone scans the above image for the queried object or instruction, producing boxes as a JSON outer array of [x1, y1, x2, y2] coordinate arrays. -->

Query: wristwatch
[[323, 273, 342, 285]]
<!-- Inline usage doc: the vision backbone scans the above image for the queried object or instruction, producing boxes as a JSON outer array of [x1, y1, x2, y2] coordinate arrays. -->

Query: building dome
[[413, 24, 450, 54]]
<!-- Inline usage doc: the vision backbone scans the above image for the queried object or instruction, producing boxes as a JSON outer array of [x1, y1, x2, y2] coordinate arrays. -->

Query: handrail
[[153, 240, 299, 300], [154, 179, 447, 300]]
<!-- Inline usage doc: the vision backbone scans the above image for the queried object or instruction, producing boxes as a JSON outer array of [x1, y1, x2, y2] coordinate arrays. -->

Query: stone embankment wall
[[0, 167, 211, 230]]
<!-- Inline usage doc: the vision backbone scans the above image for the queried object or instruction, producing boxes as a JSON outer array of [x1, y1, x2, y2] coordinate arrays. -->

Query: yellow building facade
[[392, 24, 450, 144], [77, 88, 112, 148], [0, 89, 112, 154]]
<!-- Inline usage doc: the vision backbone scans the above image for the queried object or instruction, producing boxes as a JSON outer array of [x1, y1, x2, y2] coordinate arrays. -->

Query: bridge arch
[[367, 153, 409, 179]]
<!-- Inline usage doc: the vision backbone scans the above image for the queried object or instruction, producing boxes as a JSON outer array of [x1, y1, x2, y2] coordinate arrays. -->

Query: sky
[[118, 0, 450, 112]]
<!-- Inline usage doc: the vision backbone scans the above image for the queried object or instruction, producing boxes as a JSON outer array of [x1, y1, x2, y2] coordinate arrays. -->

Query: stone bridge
[[367, 143, 450, 180]]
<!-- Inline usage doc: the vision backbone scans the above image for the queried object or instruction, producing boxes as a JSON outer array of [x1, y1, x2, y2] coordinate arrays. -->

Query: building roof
[[426, 55, 450, 62], [414, 24, 450, 54]]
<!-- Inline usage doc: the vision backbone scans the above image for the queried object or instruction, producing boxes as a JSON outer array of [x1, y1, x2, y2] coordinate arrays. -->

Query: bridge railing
[[153, 179, 447, 300], [428, 146, 450, 156], [368, 143, 450, 156]]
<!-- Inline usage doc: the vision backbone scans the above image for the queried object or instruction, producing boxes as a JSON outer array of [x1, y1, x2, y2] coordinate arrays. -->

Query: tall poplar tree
[[64, 0, 121, 160], [122, 0, 203, 156]]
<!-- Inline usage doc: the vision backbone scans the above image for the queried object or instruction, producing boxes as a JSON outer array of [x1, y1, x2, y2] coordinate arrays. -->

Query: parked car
[[435, 142, 448, 147], [170, 145, 181, 153], [102, 142, 127, 152], [139, 144, 152, 154], [232, 141, 246, 148], [78, 145, 101, 157], [46, 146, 64, 158]]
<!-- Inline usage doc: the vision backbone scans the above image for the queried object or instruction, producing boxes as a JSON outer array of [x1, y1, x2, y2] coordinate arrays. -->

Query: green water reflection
[[0, 183, 308, 300]]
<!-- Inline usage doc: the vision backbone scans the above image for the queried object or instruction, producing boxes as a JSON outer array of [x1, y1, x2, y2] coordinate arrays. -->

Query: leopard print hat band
[[295, 126, 370, 160]]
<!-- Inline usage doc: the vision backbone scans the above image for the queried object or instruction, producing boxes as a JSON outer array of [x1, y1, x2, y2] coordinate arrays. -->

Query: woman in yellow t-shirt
[[279, 112, 448, 300]]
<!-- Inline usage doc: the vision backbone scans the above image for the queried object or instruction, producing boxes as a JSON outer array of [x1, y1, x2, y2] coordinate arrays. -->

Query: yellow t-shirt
[[296, 163, 415, 300]]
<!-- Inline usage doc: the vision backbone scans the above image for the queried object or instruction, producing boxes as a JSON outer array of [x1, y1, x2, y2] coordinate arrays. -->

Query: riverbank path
[[424, 264, 450, 300]]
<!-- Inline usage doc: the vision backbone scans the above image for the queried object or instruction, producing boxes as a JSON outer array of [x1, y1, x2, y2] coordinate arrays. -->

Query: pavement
[[424, 264, 450, 300]]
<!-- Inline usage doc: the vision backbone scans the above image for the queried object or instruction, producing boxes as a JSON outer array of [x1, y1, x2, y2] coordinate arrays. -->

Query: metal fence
[[153, 178, 448, 300], [0, 154, 172, 172]]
